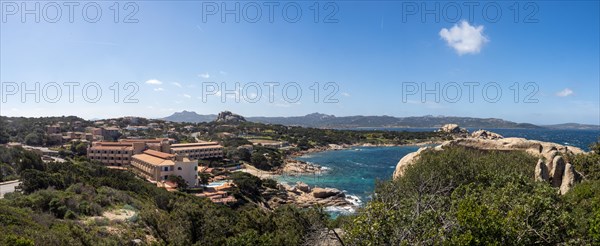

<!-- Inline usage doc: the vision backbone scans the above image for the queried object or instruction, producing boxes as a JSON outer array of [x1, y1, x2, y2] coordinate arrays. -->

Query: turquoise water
[[277, 129, 599, 215], [278, 145, 421, 211]]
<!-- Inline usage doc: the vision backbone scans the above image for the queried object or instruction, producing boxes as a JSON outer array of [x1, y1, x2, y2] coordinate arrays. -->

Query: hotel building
[[131, 149, 198, 187], [169, 142, 224, 160], [87, 141, 146, 166], [87, 139, 223, 166]]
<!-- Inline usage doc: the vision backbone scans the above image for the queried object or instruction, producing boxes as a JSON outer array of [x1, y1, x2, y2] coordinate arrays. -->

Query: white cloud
[[183, 94, 192, 98], [439, 21, 489, 55], [153, 88, 164, 92], [172, 82, 182, 88], [556, 88, 574, 97], [146, 79, 162, 85], [219, 71, 227, 75], [341, 92, 351, 97], [199, 73, 210, 79]]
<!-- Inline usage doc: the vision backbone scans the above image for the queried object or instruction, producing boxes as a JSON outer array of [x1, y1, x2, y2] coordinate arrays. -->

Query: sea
[[276, 128, 600, 217]]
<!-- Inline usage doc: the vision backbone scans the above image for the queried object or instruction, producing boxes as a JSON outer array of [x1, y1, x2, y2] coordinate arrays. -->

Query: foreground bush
[[344, 146, 599, 245]]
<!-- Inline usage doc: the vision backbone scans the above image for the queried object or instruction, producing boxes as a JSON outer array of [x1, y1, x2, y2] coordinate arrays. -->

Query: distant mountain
[[542, 123, 600, 130], [161, 111, 541, 129], [161, 111, 216, 123], [247, 113, 541, 129]]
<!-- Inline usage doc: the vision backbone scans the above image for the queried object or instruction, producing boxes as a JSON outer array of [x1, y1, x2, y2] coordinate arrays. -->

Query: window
[[177, 167, 182, 170], [163, 167, 168, 171]]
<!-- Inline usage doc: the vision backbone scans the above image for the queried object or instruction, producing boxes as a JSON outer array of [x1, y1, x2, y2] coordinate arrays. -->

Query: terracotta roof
[[94, 142, 133, 146], [132, 153, 175, 166], [170, 142, 220, 148], [91, 146, 133, 151], [120, 138, 168, 143], [143, 149, 175, 159], [171, 145, 223, 151]]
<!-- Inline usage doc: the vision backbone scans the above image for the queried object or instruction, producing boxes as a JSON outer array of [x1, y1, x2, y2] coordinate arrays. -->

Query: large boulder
[[438, 124, 467, 134], [296, 182, 311, 193], [392, 147, 433, 179], [550, 156, 566, 187], [560, 163, 577, 195], [534, 159, 549, 181], [312, 187, 343, 199]]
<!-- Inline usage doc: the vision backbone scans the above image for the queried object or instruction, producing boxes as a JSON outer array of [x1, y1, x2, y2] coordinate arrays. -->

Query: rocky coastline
[[393, 127, 587, 194], [243, 137, 449, 210], [264, 182, 356, 209]]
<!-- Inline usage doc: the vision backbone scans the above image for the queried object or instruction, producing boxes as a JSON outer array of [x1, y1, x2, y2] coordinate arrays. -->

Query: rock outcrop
[[560, 163, 578, 195], [550, 156, 566, 187], [535, 159, 549, 181], [393, 131, 586, 194], [471, 129, 504, 140], [266, 183, 352, 209], [392, 147, 433, 179], [214, 111, 246, 123], [296, 181, 311, 193], [312, 187, 344, 199], [437, 124, 468, 134]]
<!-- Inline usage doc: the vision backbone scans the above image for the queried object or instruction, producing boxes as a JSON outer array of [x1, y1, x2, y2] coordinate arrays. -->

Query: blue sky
[[1, 1, 599, 125]]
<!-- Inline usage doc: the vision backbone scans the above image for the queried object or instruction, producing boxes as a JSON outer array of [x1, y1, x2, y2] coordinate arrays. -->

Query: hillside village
[[0, 111, 445, 205]]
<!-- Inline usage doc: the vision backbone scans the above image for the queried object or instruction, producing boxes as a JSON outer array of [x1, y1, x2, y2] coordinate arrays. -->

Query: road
[[0, 180, 20, 198]]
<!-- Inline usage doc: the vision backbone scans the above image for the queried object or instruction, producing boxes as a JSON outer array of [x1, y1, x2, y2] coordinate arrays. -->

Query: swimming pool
[[206, 180, 229, 188]]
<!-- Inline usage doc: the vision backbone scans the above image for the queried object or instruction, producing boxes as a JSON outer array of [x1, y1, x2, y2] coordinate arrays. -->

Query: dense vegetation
[[343, 144, 600, 245], [4, 115, 597, 244], [0, 146, 45, 182], [0, 146, 329, 245], [0, 116, 90, 146]]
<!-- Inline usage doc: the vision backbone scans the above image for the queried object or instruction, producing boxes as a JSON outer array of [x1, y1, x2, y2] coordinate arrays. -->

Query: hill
[[543, 123, 600, 130], [161, 111, 541, 128], [161, 110, 216, 123], [248, 113, 541, 129]]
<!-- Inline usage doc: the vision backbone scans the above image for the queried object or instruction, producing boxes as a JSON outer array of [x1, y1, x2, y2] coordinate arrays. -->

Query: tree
[[18, 169, 61, 193], [570, 141, 600, 180], [167, 175, 188, 190], [251, 153, 269, 170], [17, 150, 45, 172], [250, 147, 283, 171], [237, 148, 252, 162], [0, 118, 9, 144], [198, 173, 211, 186], [71, 141, 89, 157], [24, 132, 43, 146], [231, 172, 263, 200]]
